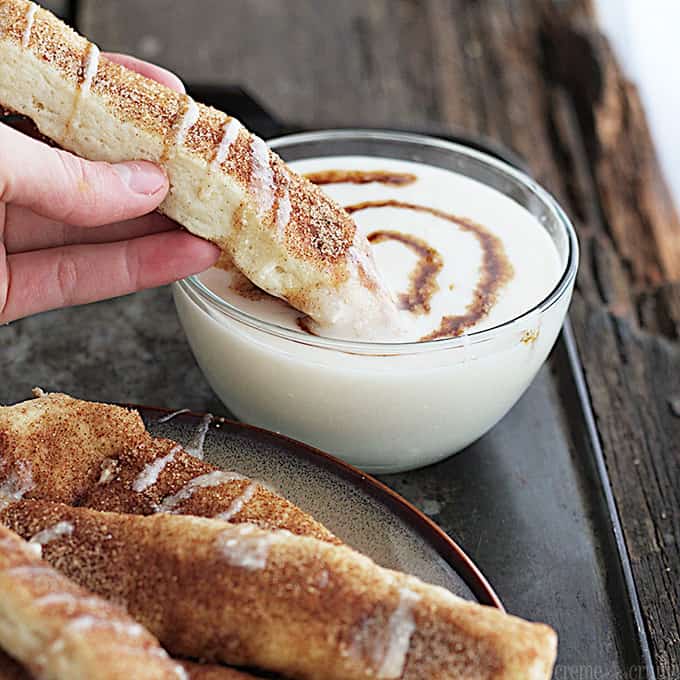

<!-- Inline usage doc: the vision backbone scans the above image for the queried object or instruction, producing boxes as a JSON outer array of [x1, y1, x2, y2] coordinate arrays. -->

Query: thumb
[[0, 123, 168, 227]]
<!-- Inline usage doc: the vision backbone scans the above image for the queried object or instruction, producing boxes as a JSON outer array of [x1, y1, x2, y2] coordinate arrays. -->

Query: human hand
[[0, 53, 220, 324]]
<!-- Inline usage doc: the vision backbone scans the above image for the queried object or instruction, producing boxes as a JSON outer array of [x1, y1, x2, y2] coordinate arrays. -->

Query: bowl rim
[[179, 129, 579, 355]]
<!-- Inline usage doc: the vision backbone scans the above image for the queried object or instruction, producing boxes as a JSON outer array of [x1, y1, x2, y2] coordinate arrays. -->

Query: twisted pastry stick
[[0, 523, 187, 680], [0, 390, 338, 543], [0, 650, 257, 680], [1, 500, 557, 680]]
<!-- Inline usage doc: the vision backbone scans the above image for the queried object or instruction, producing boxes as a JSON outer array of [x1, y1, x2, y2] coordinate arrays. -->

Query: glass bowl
[[173, 130, 579, 472]]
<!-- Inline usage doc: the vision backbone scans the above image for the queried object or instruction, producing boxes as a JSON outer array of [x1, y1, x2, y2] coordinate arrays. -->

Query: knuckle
[[54, 250, 79, 307], [122, 239, 141, 291], [53, 150, 103, 223], [0, 250, 9, 324]]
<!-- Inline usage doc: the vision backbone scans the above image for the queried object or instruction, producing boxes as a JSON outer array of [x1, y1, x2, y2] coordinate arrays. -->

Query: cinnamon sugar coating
[[0, 391, 337, 543], [1, 502, 557, 680]]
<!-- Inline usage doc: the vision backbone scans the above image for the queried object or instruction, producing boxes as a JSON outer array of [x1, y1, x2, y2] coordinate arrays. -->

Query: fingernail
[[113, 161, 166, 196]]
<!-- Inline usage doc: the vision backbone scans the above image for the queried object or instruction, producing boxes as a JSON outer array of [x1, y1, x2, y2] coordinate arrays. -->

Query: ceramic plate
[[138, 406, 502, 609]]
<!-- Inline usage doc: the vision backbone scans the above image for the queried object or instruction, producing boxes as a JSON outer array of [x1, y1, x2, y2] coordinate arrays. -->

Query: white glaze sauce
[[28, 521, 74, 556], [212, 117, 242, 170], [184, 413, 212, 459], [81, 43, 100, 94], [175, 97, 200, 147], [215, 523, 275, 570], [249, 135, 275, 217], [132, 444, 181, 492], [21, 2, 37, 48], [374, 587, 421, 678], [213, 481, 257, 521], [156, 470, 245, 513]]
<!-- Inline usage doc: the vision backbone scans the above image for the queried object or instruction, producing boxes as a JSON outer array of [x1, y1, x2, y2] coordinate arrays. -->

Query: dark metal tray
[[186, 83, 655, 680]]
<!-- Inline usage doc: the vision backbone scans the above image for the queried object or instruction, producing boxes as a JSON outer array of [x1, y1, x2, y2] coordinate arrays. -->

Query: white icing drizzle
[[214, 482, 257, 521], [80, 43, 100, 94], [66, 615, 146, 637], [212, 117, 242, 170], [34, 592, 101, 608], [3, 565, 55, 579], [175, 97, 200, 147], [21, 2, 37, 48], [215, 523, 275, 570], [38, 615, 147, 668], [174, 664, 190, 680], [156, 470, 245, 513], [275, 187, 292, 241], [132, 444, 181, 492], [0, 461, 34, 508], [184, 413, 212, 459], [97, 458, 118, 485], [157, 408, 190, 424], [28, 521, 73, 556], [374, 588, 421, 679], [316, 569, 329, 589], [249, 135, 275, 217], [0, 536, 41, 559]]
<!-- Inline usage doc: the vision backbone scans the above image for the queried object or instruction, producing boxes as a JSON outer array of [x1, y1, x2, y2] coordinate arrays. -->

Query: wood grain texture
[[77, 2, 679, 678]]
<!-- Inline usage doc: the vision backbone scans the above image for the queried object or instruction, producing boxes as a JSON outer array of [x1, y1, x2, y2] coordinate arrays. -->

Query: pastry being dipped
[[0, 0, 402, 340]]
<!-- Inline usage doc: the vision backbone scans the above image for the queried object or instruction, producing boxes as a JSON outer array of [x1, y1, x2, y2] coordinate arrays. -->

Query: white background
[[595, 0, 680, 210]]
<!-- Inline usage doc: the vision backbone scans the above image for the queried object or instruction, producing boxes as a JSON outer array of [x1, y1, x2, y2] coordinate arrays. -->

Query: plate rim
[[127, 402, 504, 611]]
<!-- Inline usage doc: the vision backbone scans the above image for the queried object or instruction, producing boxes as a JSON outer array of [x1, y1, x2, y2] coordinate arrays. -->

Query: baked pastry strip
[[0, 0, 401, 339], [0, 649, 256, 680], [0, 523, 188, 680], [1, 500, 558, 680], [0, 390, 338, 543]]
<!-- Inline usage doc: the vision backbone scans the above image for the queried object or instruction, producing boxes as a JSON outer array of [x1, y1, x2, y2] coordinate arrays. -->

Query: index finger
[[104, 53, 185, 93]]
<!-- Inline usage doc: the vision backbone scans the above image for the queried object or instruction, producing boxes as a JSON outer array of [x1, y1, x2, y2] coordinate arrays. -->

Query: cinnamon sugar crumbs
[[283, 169, 356, 266], [31, 6, 85, 82], [184, 103, 227, 164], [226, 129, 253, 187], [0, 0, 26, 44], [92, 57, 183, 139]]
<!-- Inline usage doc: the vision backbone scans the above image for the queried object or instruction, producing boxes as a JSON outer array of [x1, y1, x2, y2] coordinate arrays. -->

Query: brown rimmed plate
[[133, 405, 502, 609]]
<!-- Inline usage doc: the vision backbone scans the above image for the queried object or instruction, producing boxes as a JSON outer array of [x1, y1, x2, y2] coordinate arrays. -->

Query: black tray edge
[[562, 319, 656, 679]]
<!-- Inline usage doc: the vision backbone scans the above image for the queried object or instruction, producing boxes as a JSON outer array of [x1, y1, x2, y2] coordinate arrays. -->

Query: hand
[[0, 53, 220, 324]]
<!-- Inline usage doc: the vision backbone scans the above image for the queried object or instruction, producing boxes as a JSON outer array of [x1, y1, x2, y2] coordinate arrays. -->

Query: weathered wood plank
[[76, 2, 680, 677]]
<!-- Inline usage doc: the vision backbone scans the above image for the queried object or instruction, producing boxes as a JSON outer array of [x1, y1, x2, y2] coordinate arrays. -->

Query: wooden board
[[76, 2, 680, 677]]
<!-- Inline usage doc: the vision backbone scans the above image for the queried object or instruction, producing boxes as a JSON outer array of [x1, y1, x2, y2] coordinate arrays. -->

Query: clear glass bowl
[[173, 130, 579, 472]]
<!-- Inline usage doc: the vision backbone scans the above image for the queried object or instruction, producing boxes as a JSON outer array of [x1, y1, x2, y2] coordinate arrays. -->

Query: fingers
[[0, 123, 169, 226], [104, 52, 185, 93], [4, 205, 177, 253], [0, 232, 220, 323], [0, 52, 185, 228]]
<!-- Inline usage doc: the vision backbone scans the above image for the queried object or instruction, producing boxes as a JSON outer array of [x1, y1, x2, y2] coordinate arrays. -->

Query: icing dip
[[174, 133, 577, 472], [200, 157, 561, 342]]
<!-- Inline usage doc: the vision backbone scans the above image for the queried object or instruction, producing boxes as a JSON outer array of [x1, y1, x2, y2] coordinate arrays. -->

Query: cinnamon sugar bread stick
[[0, 523, 189, 680], [0, 390, 338, 543], [0, 652, 259, 680], [0, 0, 402, 340], [1, 500, 558, 680]]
